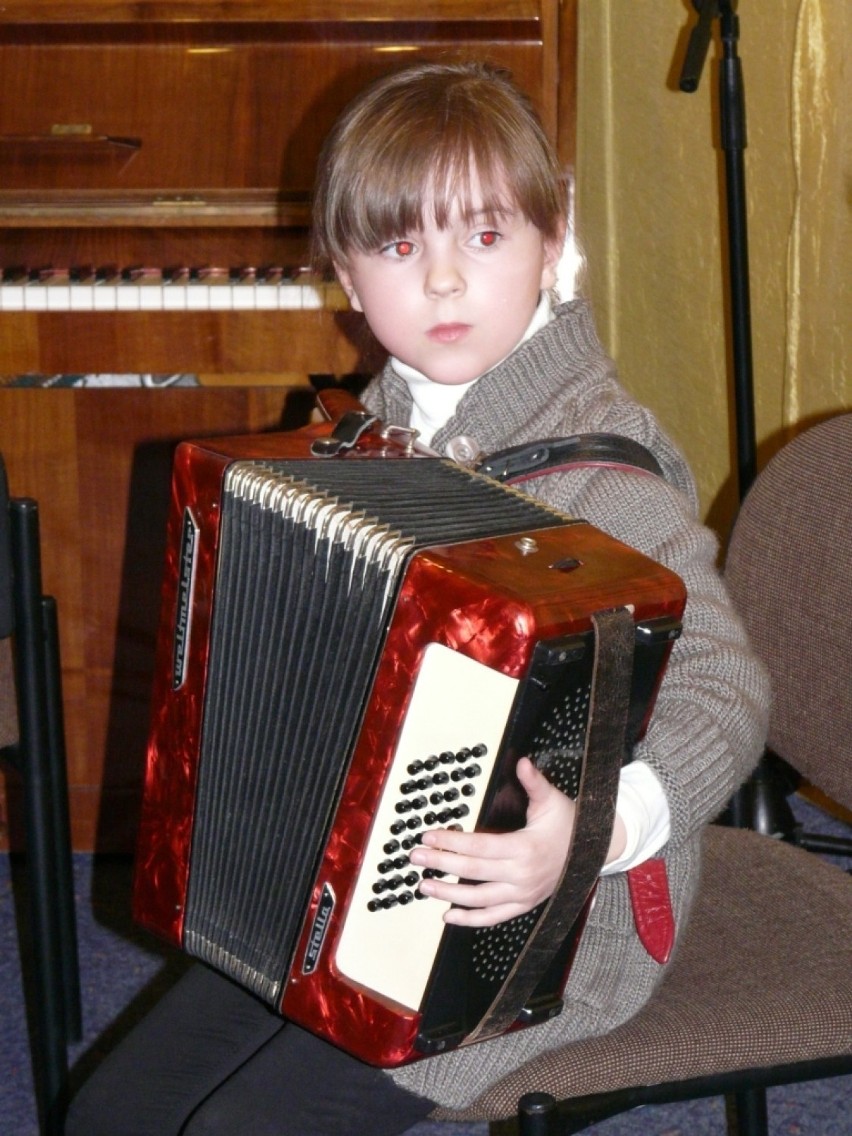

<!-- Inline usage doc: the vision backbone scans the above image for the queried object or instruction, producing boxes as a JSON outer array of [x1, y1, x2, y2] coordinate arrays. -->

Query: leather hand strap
[[464, 607, 635, 1045]]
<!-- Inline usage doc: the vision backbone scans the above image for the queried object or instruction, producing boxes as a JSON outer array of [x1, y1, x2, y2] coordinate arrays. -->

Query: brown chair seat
[[432, 414, 852, 1135], [436, 792, 852, 1122]]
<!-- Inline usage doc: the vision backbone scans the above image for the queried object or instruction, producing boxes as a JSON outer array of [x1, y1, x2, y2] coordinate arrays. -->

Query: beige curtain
[[783, 0, 851, 427], [577, 0, 851, 527]]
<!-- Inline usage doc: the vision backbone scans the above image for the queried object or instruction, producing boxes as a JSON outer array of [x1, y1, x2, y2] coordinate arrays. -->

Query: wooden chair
[[1, 454, 81, 1136], [434, 414, 852, 1135]]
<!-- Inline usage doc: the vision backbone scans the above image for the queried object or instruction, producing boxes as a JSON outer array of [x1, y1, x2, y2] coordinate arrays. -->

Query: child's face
[[335, 175, 562, 386]]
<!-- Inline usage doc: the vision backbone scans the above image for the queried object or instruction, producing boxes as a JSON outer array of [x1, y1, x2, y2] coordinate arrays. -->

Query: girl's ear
[[334, 263, 364, 313], [540, 224, 567, 292]]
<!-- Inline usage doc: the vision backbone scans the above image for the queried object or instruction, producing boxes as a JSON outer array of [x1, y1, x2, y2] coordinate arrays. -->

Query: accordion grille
[[182, 459, 568, 1002]]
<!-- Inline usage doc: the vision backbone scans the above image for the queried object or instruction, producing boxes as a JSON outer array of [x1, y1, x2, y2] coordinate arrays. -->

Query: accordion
[[133, 421, 686, 1066]]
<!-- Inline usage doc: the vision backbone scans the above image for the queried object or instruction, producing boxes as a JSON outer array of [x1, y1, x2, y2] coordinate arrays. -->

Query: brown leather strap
[[463, 607, 635, 1045], [475, 434, 666, 484], [314, 387, 368, 424]]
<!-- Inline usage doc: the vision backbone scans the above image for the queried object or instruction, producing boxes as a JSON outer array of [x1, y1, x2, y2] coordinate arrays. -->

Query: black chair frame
[[512, 1055, 852, 1135], [1, 468, 82, 1136], [727, 750, 852, 863]]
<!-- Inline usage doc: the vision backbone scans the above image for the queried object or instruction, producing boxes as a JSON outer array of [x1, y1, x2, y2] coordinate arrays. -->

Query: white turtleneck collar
[[391, 293, 554, 446]]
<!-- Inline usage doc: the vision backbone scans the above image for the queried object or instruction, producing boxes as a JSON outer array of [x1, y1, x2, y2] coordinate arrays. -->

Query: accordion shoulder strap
[[312, 388, 667, 484], [463, 606, 635, 1046], [475, 433, 666, 485]]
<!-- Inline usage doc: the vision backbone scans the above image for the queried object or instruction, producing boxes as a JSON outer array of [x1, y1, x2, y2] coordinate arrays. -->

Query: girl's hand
[[407, 756, 578, 927]]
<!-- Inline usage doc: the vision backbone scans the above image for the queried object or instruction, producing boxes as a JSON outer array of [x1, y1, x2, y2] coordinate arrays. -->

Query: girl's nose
[[424, 254, 466, 299]]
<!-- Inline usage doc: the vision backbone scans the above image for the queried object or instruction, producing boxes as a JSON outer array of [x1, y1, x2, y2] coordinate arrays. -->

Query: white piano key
[[276, 283, 304, 309], [253, 285, 279, 310], [46, 286, 73, 311], [1, 285, 25, 311], [69, 286, 95, 312], [299, 284, 324, 310], [230, 286, 257, 310], [94, 286, 119, 311], [24, 286, 48, 311], [162, 287, 187, 310], [185, 285, 210, 311], [116, 287, 141, 311], [208, 287, 234, 311], [139, 287, 164, 311]]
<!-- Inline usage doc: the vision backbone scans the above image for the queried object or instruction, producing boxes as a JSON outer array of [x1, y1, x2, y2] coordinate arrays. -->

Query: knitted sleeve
[[521, 466, 769, 847]]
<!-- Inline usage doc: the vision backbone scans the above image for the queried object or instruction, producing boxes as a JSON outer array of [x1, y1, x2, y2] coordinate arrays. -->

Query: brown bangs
[[312, 62, 566, 271], [339, 141, 523, 253]]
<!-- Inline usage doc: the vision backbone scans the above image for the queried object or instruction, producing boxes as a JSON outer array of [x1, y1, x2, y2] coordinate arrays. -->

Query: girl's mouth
[[426, 323, 471, 344]]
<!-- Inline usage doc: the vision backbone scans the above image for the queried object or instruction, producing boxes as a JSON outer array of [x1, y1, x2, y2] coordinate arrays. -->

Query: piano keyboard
[[0, 267, 349, 313]]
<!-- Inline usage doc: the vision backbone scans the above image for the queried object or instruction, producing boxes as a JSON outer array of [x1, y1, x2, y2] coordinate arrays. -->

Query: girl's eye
[[473, 230, 501, 248], [382, 239, 416, 259]]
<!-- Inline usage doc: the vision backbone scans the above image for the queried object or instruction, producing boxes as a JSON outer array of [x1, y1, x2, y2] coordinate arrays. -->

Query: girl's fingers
[[409, 839, 515, 880], [417, 877, 505, 908], [417, 825, 511, 860], [442, 901, 528, 928], [417, 876, 529, 925]]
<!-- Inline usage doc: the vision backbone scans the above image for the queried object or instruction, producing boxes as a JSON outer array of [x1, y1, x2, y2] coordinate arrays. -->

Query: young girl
[[65, 61, 768, 1136]]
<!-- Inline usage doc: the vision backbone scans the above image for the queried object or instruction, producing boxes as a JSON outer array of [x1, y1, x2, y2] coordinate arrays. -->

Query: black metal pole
[[680, 0, 757, 500], [718, 4, 757, 496], [678, 4, 793, 840]]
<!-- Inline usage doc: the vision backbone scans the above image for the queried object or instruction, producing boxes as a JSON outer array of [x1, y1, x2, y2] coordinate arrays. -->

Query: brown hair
[[312, 61, 566, 272]]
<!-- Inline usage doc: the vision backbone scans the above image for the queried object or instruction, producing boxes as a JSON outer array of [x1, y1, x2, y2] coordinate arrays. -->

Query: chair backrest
[[1, 454, 18, 751], [725, 414, 852, 812]]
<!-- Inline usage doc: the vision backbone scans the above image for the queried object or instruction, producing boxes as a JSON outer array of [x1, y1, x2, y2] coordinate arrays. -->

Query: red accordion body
[[133, 422, 685, 1066]]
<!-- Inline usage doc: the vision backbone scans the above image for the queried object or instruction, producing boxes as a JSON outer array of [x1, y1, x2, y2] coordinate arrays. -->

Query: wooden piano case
[[0, 0, 576, 376], [0, 0, 577, 850]]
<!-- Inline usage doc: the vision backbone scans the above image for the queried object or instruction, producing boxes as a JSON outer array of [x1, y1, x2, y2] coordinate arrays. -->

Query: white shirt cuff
[[599, 760, 671, 876]]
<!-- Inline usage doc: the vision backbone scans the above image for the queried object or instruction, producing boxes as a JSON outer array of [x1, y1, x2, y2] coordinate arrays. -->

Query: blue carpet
[[2, 796, 851, 1135]]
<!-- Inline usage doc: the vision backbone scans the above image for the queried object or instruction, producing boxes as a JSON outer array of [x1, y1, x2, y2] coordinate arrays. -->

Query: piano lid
[[0, 0, 567, 228]]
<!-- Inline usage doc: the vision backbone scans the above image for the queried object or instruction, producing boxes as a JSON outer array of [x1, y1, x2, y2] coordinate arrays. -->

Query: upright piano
[[0, 0, 577, 851], [0, 0, 576, 378]]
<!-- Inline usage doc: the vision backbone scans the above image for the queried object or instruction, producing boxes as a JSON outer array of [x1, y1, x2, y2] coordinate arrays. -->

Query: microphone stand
[[679, 0, 757, 498], [679, 3, 792, 838]]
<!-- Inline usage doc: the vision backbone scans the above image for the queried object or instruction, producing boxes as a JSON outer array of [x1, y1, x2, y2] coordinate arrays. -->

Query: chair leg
[[728, 1086, 768, 1136], [723, 752, 798, 839], [42, 595, 82, 1041], [11, 500, 74, 1134], [518, 1092, 557, 1135]]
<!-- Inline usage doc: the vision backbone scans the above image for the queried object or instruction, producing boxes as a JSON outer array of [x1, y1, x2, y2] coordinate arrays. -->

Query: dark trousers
[[65, 964, 436, 1136]]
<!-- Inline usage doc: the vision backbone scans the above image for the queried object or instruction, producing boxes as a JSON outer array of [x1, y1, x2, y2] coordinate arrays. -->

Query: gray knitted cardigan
[[361, 299, 769, 1110]]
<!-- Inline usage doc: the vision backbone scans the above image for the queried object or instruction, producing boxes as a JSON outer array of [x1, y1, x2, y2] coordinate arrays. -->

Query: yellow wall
[[575, 0, 850, 535]]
